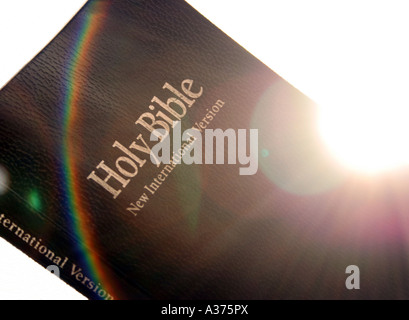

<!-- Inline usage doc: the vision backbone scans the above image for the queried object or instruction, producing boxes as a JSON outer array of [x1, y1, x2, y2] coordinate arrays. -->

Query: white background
[[0, 0, 408, 299]]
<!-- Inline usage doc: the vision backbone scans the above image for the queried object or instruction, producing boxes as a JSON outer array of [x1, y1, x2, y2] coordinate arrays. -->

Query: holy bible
[[0, 0, 406, 300]]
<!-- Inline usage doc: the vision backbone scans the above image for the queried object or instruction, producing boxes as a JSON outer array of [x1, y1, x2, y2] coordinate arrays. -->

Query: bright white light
[[0, 238, 86, 300], [187, 0, 409, 174], [0, 0, 88, 88], [0, 0, 408, 300], [318, 94, 409, 174]]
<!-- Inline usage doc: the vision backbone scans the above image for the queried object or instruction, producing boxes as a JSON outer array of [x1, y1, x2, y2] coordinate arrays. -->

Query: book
[[0, 0, 405, 300]]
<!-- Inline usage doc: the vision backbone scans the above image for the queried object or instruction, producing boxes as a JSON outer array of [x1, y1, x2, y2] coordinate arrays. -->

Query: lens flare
[[318, 93, 409, 174], [27, 190, 42, 212], [251, 80, 346, 195], [61, 0, 116, 298], [0, 165, 10, 196]]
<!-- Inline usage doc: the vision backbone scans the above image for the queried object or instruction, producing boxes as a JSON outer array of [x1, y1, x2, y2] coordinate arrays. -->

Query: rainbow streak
[[62, 1, 115, 298]]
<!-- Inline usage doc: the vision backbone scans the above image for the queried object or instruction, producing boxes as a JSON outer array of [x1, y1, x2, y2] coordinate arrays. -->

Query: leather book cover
[[0, 0, 403, 300]]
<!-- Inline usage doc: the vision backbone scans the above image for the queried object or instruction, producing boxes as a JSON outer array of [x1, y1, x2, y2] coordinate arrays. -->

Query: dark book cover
[[0, 0, 406, 300]]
